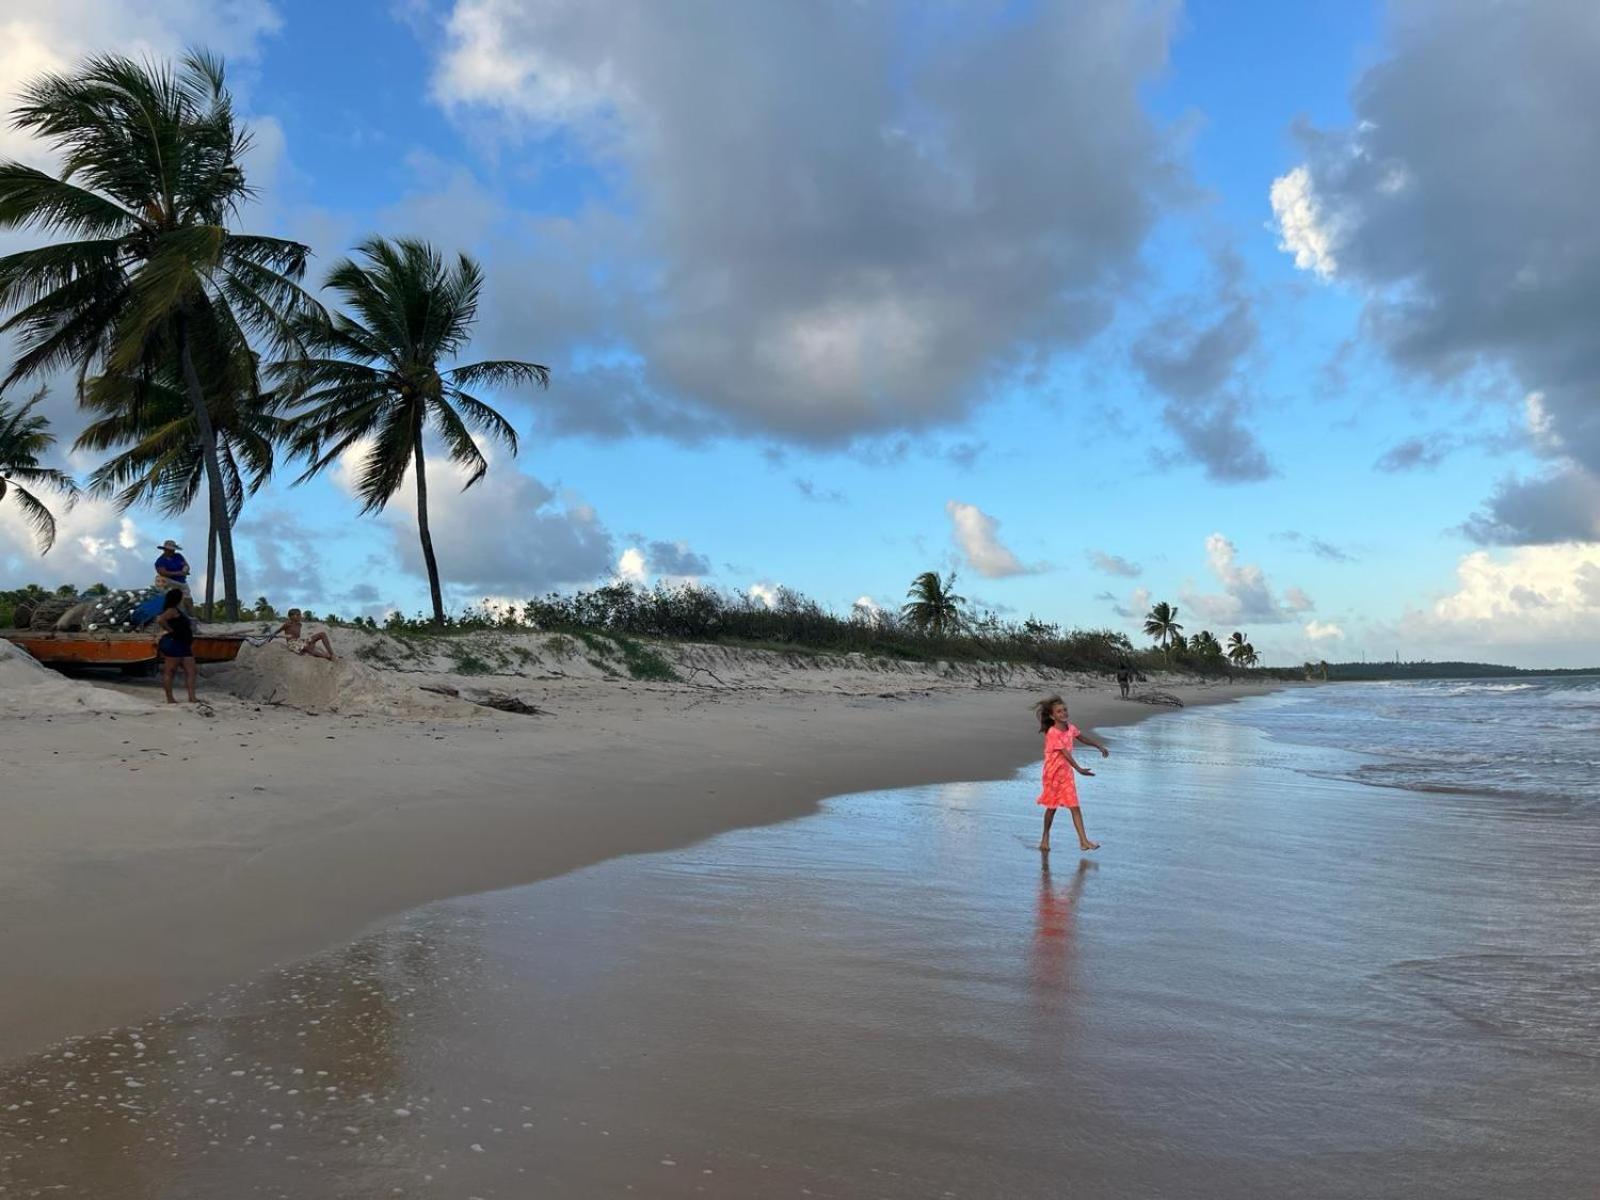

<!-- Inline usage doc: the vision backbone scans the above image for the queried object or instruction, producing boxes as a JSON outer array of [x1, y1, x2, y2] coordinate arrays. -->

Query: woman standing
[[154, 589, 197, 704]]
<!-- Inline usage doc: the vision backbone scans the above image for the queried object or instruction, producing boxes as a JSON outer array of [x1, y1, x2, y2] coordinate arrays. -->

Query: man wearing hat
[[154, 539, 194, 613]]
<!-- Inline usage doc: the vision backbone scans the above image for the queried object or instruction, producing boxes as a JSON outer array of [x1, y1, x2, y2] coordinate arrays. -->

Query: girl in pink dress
[[1033, 695, 1110, 853]]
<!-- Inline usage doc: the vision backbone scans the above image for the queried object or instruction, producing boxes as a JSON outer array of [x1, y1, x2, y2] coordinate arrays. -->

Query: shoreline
[[1, 672, 1284, 1063]]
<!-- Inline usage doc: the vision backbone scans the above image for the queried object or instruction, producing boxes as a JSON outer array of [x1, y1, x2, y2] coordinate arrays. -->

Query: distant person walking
[[1033, 694, 1109, 853], [154, 588, 197, 704], [153, 540, 192, 613], [1116, 661, 1132, 699]]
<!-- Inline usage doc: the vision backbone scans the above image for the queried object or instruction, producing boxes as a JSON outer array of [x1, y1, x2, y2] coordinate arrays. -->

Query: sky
[[2, 0, 1599, 668]]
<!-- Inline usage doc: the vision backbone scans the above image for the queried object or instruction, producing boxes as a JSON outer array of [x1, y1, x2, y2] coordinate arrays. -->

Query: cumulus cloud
[[1460, 468, 1600, 545], [426, 0, 1183, 442], [1182, 533, 1313, 626], [0, 1, 282, 162], [1273, 0, 1600, 542], [1401, 543, 1600, 659], [1303, 619, 1343, 641], [617, 547, 647, 584], [1088, 550, 1142, 578], [945, 500, 1038, 580], [1131, 250, 1273, 482], [0, 490, 158, 587], [331, 445, 614, 596]]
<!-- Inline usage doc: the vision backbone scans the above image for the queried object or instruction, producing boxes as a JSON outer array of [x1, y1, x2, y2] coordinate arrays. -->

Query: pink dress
[[1036, 724, 1080, 809]]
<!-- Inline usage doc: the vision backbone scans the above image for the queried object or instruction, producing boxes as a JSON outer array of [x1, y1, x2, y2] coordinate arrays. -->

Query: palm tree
[[0, 389, 78, 552], [0, 52, 316, 618], [74, 324, 284, 616], [1143, 601, 1182, 651], [902, 570, 966, 637], [281, 237, 549, 625], [1226, 631, 1250, 665], [1191, 629, 1223, 660]]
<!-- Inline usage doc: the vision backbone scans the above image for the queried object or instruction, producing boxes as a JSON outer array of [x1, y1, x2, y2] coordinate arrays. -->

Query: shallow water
[[4, 690, 1598, 1198]]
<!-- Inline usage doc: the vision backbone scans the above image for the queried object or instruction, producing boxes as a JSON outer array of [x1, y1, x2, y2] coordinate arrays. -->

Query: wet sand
[[5, 694, 1595, 1198], [1, 676, 1267, 1062]]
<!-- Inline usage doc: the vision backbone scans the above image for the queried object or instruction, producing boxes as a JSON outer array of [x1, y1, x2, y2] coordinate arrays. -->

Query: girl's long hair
[[162, 588, 185, 611], [1034, 694, 1065, 733]]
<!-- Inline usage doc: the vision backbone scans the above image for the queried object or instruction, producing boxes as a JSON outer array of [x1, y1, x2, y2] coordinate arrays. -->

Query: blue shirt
[[155, 553, 189, 582]]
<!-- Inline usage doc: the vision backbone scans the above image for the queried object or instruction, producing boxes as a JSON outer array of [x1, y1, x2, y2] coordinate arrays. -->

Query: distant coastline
[[1326, 660, 1600, 681]]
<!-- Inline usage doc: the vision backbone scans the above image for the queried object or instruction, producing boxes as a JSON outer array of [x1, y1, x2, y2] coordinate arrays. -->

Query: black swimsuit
[[159, 612, 194, 659]]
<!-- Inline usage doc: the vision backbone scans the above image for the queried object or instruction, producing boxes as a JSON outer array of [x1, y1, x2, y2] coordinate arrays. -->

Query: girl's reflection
[[1031, 856, 1096, 1006]]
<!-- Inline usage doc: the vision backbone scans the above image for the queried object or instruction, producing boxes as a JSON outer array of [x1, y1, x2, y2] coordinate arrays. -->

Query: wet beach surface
[[4, 693, 1597, 1198]]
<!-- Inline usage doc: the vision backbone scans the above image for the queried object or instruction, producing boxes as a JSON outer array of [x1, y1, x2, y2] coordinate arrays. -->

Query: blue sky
[[3, 0, 1599, 667]]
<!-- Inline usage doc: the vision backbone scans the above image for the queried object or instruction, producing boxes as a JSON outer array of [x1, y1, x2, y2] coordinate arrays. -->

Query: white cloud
[[424, 0, 1184, 443], [1422, 544, 1600, 641], [1088, 549, 1142, 578], [1269, 165, 1338, 279], [617, 547, 647, 584], [1182, 533, 1312, 626], [1303, 620, 1344, 642], [852, 594, 882, 617], [945, 500, 1037, 580], [331, 442, 614, 597], [0, 1, 282, 162], [748, 582, 778, 609], [0, 491, 160, 587]]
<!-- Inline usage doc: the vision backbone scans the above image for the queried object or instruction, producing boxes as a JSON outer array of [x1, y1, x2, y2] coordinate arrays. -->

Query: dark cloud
[[1461, 468, 1600, 545], [643, 538, 710, 578], [793, 478, 845, 504], [1281, 0, 1600, 540], [1158, 397, 1274, 483], [1132, 299, 1256, 402], [942, 441, 985, 470], [1274, 530, 1358, 563], [430, 0, 1184, 443], [1374, 433, 1456, 473], [1088, 549, 1142, 578], [1131, 249, 1273, 482]]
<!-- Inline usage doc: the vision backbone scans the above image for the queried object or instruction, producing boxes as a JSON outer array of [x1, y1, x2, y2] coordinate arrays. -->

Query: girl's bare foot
[[1079, 840, 1100, 851]]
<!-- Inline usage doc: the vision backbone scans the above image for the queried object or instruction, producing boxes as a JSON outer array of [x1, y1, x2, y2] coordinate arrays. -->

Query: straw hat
[[158, 539, 182, 551]]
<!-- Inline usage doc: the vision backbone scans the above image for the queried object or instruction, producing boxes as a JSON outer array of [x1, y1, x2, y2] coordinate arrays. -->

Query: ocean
[[3, 681, 1597, 1198]]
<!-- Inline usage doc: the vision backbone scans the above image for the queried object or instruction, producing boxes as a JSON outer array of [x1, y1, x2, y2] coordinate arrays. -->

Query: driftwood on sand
[[1130, 690, 1184, 708]]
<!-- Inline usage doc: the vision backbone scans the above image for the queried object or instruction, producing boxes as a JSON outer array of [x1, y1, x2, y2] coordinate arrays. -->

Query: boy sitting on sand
[[274, 610, 337, 660]]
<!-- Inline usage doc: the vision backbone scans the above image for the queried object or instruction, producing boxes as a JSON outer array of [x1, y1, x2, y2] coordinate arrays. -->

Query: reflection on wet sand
[[5, 702, 1600, 1198], [1030, 856, 1095, 1010]]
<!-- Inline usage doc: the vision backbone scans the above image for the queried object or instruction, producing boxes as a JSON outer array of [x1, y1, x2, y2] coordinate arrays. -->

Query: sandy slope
[[0, 628, 1283, 1061]]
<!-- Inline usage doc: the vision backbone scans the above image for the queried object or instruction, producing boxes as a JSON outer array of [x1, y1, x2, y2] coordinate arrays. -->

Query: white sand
[[0, 641, 147, 715], [0, 630, 1288, 1061]]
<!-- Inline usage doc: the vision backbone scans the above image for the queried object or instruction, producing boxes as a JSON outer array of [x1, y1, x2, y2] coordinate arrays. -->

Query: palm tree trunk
[[412, 431, 445, 625], [175, 310, 240, 620], [204, 516, 217, 620]]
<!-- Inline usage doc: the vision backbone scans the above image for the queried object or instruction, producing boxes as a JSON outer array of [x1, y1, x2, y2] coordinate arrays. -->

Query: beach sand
[[6, 689, 1595, 1199], [0, 638, 1271, 1064]]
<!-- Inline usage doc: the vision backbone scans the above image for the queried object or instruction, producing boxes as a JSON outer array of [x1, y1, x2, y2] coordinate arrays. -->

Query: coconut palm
[[281, 237, 549, 625], [0, 51, 316, 617], [1226, 631, 1251, 665], [0, 389, 78, 552], [1143, 600, 1183, 651], [74, 322, 285, 615], [1191, 629, 1223, 661], [902, 570, 966, 637]]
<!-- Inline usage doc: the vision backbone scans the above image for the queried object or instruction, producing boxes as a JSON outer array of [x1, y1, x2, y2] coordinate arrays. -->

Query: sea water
[[3, 684, 1597, 1199]]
